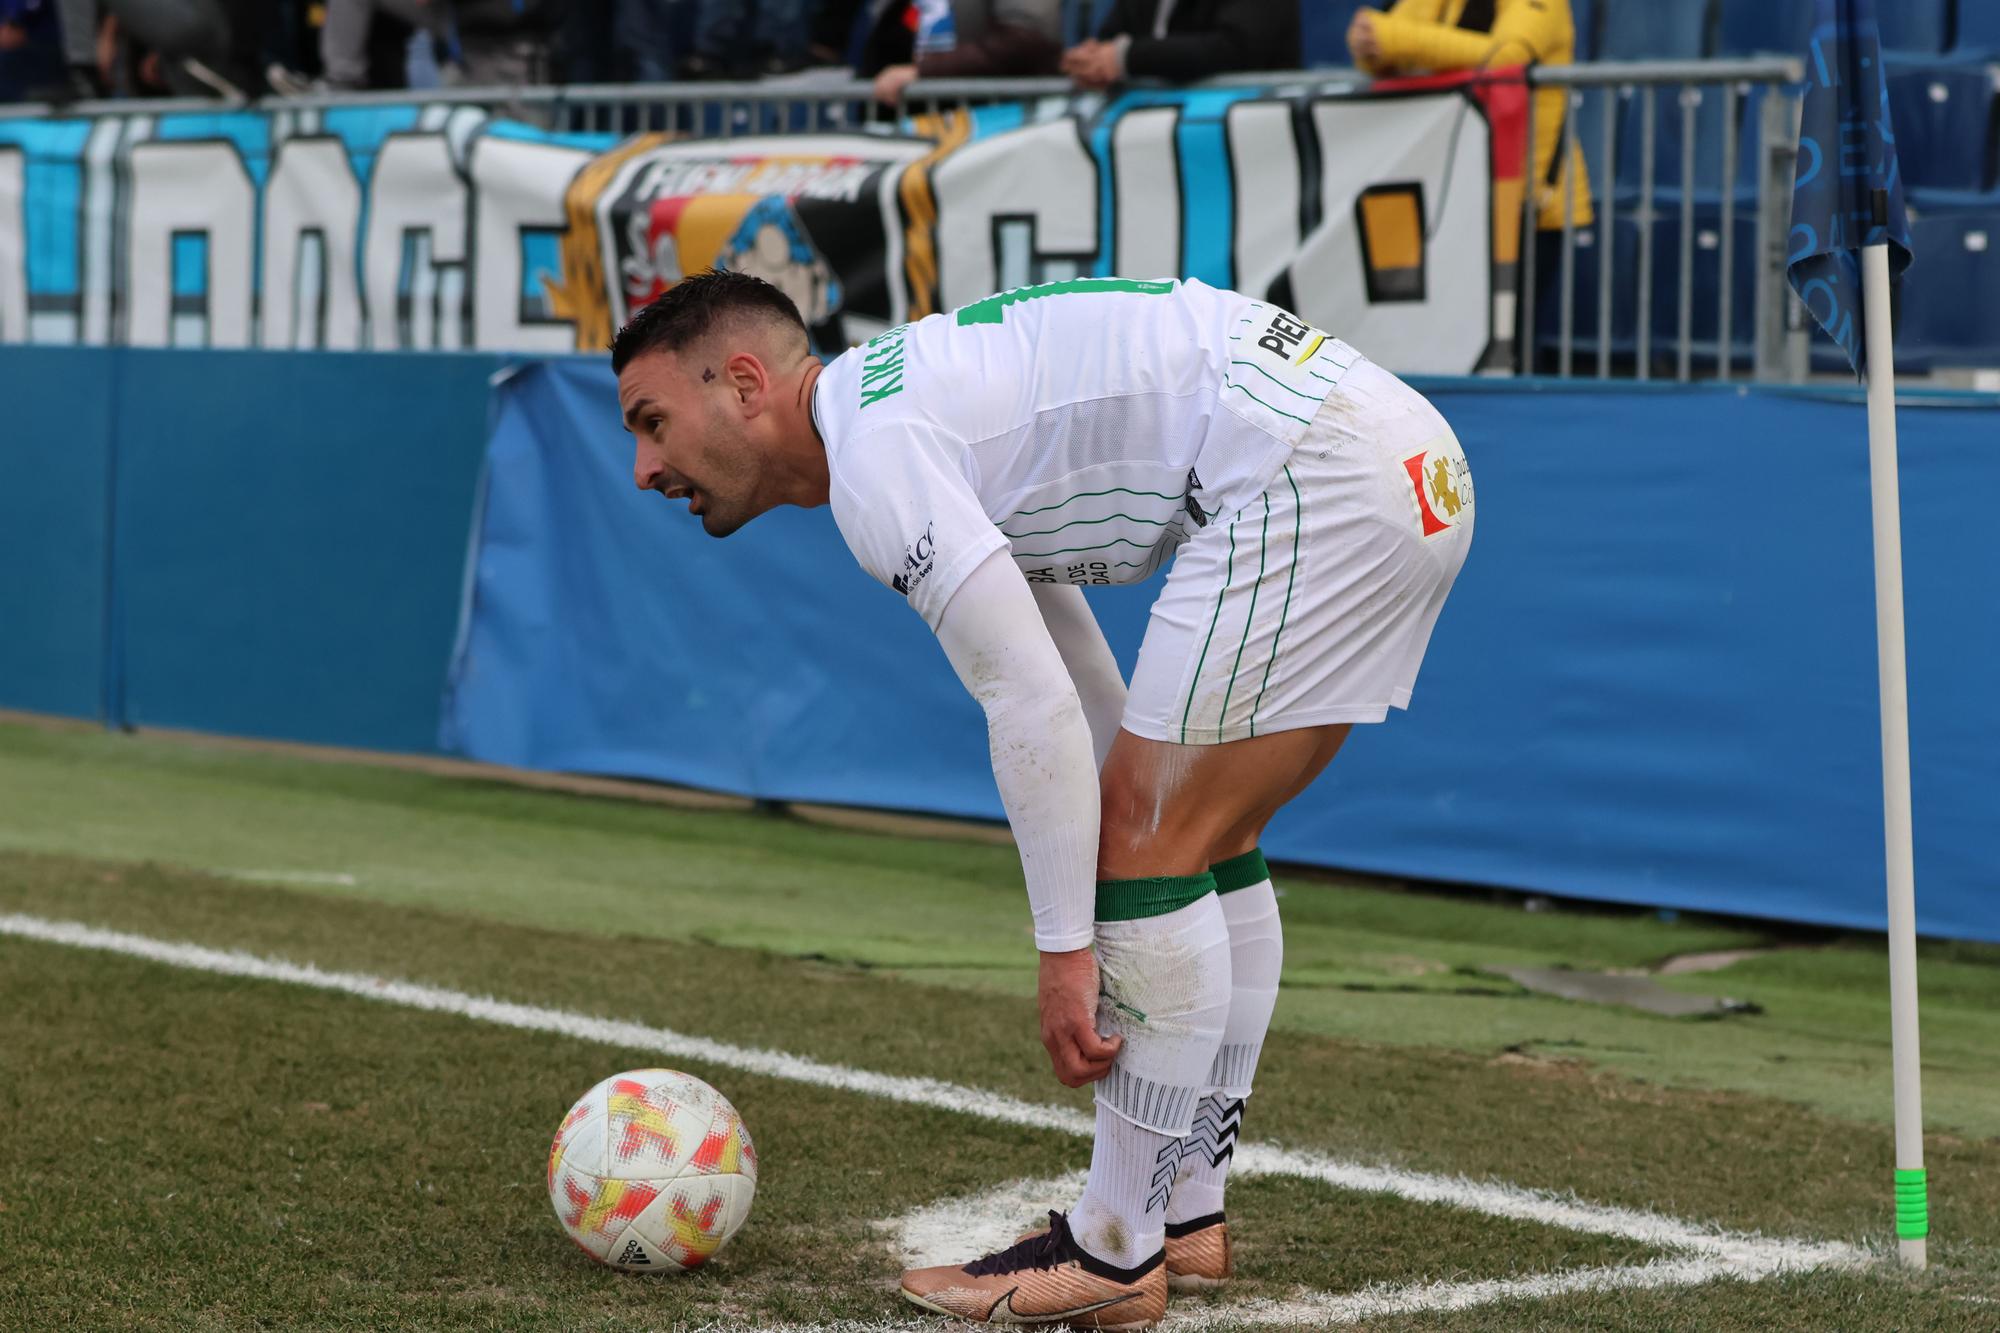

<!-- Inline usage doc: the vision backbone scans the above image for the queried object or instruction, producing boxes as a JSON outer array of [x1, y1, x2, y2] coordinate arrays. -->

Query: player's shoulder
[[817, 316, 959, 441]]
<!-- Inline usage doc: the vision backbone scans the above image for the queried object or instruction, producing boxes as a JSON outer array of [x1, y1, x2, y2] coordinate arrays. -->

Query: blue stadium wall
[[3, 348, 1996, 942]]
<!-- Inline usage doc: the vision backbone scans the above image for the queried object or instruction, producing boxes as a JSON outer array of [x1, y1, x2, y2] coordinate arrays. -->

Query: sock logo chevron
[[1147, 1138, 1181, 1212], [1187, 1097, 1245, 1169]]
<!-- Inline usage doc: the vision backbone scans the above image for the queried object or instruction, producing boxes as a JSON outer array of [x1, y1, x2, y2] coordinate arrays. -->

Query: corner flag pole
[[1859, 190, 1926, 1271]]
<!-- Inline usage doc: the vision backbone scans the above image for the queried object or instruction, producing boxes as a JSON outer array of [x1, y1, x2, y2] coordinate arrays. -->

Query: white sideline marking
[[878, 1174, 1859, 1330], [0, 912, 1869, 1290], [888, 1170, 1088, 1270], [1155, 1257, 1771, 1329]]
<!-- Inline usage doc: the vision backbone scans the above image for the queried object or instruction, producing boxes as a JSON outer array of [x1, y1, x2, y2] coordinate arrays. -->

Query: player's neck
[[774, 359, 831, 509]]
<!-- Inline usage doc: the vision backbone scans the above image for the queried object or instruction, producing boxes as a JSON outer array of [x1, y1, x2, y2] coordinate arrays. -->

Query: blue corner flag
[[1787, 0, 1913, 377]]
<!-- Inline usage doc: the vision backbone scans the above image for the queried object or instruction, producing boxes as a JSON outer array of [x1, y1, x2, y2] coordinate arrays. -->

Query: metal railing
[[1523, 57, 1803, 383], [0, 61, 1803, 380], [0, 69, 1356, 134]]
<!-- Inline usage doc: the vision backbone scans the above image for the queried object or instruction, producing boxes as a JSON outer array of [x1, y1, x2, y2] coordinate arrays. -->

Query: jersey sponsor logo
[[1021, 561, 1113, 586], [1403, 443, 1473, 538], [858, 324, 911, 409], [1183, 468, 1210, 530], [890, 522, 936, 596], [1255, 309, 1325, 366]]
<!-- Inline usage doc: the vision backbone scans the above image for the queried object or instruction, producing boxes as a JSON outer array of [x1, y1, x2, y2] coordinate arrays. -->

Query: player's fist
[[1037, 946, 1123, 1087]]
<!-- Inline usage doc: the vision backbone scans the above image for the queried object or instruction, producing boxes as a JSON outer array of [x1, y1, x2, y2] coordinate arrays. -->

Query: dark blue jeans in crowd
[[561, 0, 676, 82], [694, 0, 815, 64], [616, 0, 675, 81]]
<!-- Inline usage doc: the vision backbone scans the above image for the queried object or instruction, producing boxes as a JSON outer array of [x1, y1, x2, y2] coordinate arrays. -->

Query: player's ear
[[722, 350, 770, 413]]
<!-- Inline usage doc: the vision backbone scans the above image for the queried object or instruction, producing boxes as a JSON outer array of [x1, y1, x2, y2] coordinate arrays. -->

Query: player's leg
[[898, 730, 1333, 1330], [1074, 723, 1344, 1277], [1123, 353, 1474, 1291], [1160, 725, 1348, 1286]]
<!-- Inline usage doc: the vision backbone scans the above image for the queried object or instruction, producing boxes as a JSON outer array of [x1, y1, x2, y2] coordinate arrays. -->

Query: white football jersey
[[810, 277, 1360, 628]]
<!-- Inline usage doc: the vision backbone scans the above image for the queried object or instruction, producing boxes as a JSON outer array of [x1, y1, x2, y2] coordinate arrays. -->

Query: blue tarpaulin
[[443, 362, 1999, 942]]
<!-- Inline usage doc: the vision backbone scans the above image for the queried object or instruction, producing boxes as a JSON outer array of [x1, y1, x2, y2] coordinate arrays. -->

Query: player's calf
[[901, 880, 1227, 1329], [1072, 880, 1232, 1274], [1163, 848, 1284, 1291]]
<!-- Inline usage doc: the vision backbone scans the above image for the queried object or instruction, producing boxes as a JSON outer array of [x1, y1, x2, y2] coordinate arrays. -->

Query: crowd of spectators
[[0, 0, 1307, 104], [1, 0, 1581, 123]]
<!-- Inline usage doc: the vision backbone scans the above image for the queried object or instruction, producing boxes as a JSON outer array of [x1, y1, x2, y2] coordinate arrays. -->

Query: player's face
[[621, 349, 764, 538]]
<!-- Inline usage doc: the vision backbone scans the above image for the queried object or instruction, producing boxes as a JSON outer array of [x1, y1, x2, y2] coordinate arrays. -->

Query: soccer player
[[613, 270, 1473, 1329]]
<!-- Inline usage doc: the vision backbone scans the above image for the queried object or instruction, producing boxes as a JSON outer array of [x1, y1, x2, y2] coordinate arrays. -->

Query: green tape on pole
[[1893, 1168, 1928, 1239]]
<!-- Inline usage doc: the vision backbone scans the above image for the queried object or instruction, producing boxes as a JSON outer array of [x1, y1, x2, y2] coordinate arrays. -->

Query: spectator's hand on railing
[[1348, 8, 1383, 67], [1061, 39, 1121, 92], [873, 63, 918, 107]]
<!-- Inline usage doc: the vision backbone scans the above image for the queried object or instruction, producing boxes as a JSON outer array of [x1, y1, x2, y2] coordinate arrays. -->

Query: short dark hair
[[610, 269, 809, 374]]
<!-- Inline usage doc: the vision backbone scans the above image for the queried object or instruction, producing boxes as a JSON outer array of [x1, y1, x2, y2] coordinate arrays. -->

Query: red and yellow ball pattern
[[546, 1068, 758, 1273]]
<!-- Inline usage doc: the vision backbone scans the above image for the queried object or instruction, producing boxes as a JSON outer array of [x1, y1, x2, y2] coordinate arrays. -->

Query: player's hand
[[1038, 946, 1122, 1087]]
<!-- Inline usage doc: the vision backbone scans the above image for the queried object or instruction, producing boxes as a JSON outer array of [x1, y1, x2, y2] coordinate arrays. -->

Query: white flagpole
[[1859, 205, 1926, 1269]]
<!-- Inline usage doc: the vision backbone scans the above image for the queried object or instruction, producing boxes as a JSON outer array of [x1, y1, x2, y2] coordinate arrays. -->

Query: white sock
[[1164, 1092, 1243, 1224], [1166, 872, 1282, 1226], [1072, 1102, 1179, 1269], [1076, 890, 1232, 1268]]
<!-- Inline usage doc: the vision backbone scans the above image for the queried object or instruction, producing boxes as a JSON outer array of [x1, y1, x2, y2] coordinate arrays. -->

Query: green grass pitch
[[0, 721, 1995, 1330]]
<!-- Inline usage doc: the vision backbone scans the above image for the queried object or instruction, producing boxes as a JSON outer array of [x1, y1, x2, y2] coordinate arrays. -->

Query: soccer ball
[[546, 1068, 758, 1273]]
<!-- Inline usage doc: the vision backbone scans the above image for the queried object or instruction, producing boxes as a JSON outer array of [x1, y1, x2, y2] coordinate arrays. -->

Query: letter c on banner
[[363, 134, 469, 351], [470, 135, 590, 354], [125, 140, 257, 348], [262, 137, 364, 350]]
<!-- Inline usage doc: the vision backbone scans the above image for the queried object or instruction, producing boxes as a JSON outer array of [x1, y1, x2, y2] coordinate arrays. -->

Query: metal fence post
[[1754, 84, 1802, 383], [1598, 87, 1618, 380], [1677, 84, 1697, 383], [1520, 77, 1539, 375], [1558, 90, 1579, 377], [1637, 85, 1656, 381], [1719, 82, 1740, 382]]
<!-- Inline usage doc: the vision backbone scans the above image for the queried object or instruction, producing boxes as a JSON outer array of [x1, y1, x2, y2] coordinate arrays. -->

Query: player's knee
[[1096, 748, 1224, 875]]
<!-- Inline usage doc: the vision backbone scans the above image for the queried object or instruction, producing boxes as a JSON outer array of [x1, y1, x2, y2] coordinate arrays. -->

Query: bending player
[[613, 271, 1473, 1329]]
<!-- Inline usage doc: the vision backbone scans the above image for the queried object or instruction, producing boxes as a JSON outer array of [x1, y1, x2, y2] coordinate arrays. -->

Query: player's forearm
[[981, 687, 1101, 952], [937, 553, 1102, 952], [1029, 582, 1127, 769]]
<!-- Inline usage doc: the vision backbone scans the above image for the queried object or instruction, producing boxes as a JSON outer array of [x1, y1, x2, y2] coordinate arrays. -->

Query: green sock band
[[1894, 1168, 1929, 1239], [1210, 848, 1271, 894], [1096, 873, 1217, 922]]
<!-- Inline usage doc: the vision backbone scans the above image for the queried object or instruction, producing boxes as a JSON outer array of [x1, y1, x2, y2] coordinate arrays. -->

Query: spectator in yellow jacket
[[1348, 0, 1592, 231]]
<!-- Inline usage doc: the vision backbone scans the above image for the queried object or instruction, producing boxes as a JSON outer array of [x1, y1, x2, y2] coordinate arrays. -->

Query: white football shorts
[[1123, 356, 1473, 745]]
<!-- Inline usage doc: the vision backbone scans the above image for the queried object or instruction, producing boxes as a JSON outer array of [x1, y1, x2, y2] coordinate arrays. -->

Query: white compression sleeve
[[1028, 582, 1128, 770], [935, 550, 1102, 953]]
